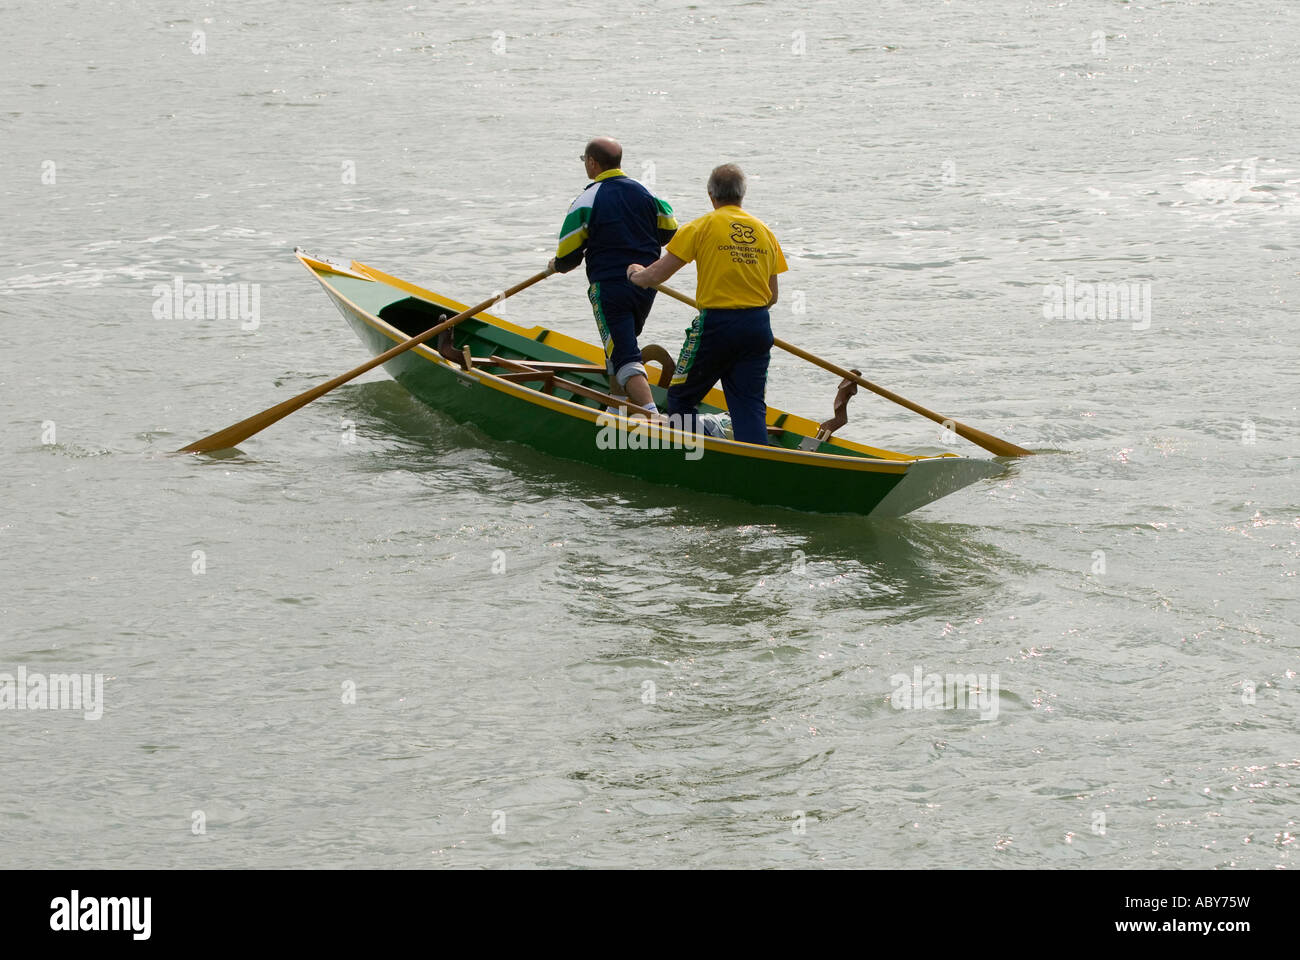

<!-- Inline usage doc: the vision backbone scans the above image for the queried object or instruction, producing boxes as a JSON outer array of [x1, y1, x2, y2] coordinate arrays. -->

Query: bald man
[[548, 137, 677, 413]]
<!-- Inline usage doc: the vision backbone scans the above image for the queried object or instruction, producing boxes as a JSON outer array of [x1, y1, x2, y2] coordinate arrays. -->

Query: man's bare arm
[[627, 253, 687, 288], [768, 275, 779, 306]]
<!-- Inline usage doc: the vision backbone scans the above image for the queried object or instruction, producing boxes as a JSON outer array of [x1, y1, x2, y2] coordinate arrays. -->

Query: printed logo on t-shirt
[[730, 223, 757, 244], [719, 222, 764, 266]]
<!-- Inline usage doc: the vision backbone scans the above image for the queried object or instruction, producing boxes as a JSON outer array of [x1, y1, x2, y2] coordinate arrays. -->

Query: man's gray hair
[[707, 163, 746, 205]]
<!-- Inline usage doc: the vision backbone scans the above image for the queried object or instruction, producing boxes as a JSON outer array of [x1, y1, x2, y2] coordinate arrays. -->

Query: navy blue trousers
[[587, 280, 657, 387], [665, 306, 773, 445]]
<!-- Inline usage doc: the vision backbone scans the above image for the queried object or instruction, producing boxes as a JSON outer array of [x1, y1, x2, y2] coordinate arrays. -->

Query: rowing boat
[[296, 250, 1004, 517]]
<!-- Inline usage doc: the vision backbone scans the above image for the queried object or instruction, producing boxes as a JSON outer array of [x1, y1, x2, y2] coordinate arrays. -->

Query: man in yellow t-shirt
[[626, 163, 787, 444]]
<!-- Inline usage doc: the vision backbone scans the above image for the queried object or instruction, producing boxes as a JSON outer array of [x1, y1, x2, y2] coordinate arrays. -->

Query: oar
[[177, 268, 554, 454], [652, 283, 1034, 458]]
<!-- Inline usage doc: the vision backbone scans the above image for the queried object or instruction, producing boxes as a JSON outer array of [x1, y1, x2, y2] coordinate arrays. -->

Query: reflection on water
[[333, 379, 1015, 624]]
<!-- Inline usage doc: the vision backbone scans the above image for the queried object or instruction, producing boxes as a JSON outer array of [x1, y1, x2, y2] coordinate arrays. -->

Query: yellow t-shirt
[[666, 205, 788, 309]]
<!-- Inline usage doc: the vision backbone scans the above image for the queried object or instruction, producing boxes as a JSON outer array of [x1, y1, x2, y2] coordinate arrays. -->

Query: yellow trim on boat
[[471, 376, 911, 472], [295, 250, 373, 281]]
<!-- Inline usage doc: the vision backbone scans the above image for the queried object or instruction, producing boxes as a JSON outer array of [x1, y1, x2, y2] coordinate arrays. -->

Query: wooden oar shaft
[[177, 268, 554, 454], [654, 284, 700, 311], [652, 282, 1033, 458]]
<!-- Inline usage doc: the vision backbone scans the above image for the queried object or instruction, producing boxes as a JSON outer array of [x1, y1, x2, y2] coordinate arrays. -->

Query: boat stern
[[868, 454, 1007, 518]]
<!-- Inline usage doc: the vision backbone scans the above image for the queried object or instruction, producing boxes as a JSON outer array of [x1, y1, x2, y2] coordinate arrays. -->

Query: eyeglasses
[[579, 155, 590, 163]]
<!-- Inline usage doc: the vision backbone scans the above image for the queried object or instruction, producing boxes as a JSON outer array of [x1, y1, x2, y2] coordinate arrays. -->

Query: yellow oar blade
[[177, 267, 553, 454]]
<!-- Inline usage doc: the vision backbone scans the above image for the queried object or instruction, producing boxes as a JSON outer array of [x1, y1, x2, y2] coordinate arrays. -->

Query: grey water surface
[[0, 0, 1296, 868]]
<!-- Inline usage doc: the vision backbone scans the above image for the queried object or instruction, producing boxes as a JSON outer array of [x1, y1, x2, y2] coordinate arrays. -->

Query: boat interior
[[375, 295, 917, 461]]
